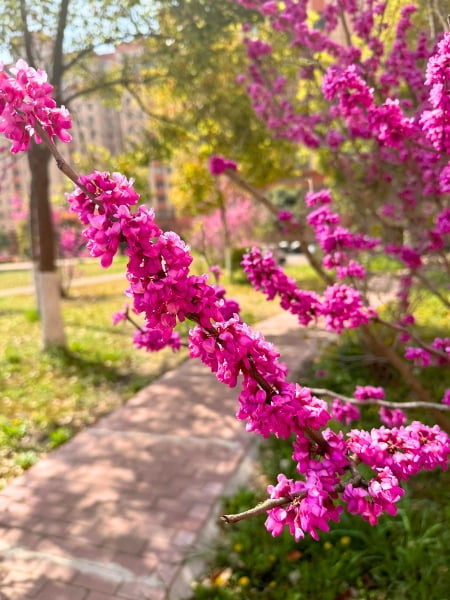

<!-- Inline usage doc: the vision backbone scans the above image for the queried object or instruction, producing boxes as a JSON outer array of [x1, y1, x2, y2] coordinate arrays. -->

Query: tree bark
[[219, 198, 232, 279], [27, 142, 66, 349]]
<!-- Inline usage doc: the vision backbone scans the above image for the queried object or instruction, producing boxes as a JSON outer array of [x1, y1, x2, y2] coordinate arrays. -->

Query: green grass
[[0, 278, 189, 486], [191, 469, 449, 600], [0, 256, 128, 289]]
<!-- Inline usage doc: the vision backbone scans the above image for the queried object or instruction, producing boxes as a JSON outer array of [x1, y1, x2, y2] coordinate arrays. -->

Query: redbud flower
[[354, 385, 385, 401], [404, 347, 432, 367], [379, 406, 407, 427], [0, 59, 72, 153], [209, 155, 238, 175], [331, 398, 360, 425]]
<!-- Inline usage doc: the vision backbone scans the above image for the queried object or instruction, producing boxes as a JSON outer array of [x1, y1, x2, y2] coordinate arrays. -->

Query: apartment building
[[0, 44, 174, 238]]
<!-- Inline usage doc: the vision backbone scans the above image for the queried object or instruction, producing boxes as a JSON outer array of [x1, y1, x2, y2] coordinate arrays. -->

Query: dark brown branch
[[224, 168, 334, 285], [374, 317, 450, 362], [125, 310, 144, 333], [52, 0, 70, 99], [19, 0, 35, 68]]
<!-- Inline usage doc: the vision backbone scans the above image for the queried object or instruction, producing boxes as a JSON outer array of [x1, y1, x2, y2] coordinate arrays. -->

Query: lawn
[[0, 256, 127, 289], [0, 256, 314, 487]]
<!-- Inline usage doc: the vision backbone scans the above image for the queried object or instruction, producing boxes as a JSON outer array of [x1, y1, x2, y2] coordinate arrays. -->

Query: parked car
[[277, 241, 316, 254]]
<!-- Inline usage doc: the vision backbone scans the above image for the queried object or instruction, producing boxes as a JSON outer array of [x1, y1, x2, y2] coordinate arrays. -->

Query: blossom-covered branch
[[0, 22, 449, 545]]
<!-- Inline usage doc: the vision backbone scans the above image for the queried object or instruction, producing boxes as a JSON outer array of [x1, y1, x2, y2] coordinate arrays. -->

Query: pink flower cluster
[[379, 407, 407, 428], [321, 283, 374, 334], [208, 155, 238, 175], [343, 467, 404, 525], [133, 328, 181, 353], [420, 33, 450, 154], [347, 422, 449, 480], [405, 338, 450, 367], [354, 385, 385, 401], [242, 247, 322, 326], [305, 189, 379, 280], [265, 472, 343, 541], [67, 170, 223, 352], [242, 247, 374, 333], [189, 315, 330, 439], [213, 285, 241, 321], [331, 398, 360, 425], [0, 60, 71, 153]]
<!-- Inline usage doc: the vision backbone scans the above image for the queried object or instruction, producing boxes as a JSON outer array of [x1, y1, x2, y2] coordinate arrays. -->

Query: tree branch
[[374, 317, 450, 362], [224, 168, 334, 285], [414, 271, 450, 309], [52, 0, 70, 100], [63, 72, 163, 105], [19, 0, 35, 68], [32, 119, 96, 200], [309, 387, 450, 411]]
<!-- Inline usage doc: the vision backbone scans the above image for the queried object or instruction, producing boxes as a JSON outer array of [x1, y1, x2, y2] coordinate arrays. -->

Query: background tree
[[128, 0, 303, 219], [0, 0, 159, 348]]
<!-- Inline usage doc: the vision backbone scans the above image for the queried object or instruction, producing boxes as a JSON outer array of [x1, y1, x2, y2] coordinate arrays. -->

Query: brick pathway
[[0, 313, 333, 600]]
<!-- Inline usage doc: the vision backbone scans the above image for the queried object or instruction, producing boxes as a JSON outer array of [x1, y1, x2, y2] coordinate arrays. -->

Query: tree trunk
[[219, 200, 232, 279], [27, 142, 66, 349]]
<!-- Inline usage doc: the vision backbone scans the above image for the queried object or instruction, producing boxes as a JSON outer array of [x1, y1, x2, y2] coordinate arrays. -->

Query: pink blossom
[[277, 209, 294, 222], [321, 284, 374, 334], [420, 33, 450, 153], [404, 347, 432, 367], [343, 467, 404, 525], [265, 472, 343, 541], [112, 307, 128, 325], [133, 327, 181, 352], [0, 60, 72, 153], [208, 155, 238, 175], [242, 247, 323, 326], [209, 265, 222, 282], [331, 398, 360, 425], [354, 385, 385, 401], [347, 422, 449, 480], [305, 189, 332, 208], [379, 406, 407, 427]]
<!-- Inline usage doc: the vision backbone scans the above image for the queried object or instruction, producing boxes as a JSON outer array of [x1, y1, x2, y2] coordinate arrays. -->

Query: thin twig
[[309, 387, 450, 411], [414, 271, 450, 309], [374, 316, 449, 362], [221, 494, 302, 524], [32, 120, 97, 200], [224, 168, 334, 285]]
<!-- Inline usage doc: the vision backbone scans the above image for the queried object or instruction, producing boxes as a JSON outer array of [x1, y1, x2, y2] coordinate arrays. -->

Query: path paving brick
[[0, 312, 332, 599]]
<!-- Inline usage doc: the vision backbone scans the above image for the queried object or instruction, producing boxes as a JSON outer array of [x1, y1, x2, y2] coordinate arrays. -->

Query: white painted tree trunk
[[32, 261, 42, 315], [38, 271, 66, 348]]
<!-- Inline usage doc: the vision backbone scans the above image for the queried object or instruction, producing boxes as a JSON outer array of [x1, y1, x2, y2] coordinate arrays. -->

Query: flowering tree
[[189, 186, 267, 268], [0, 1, 448, 546]]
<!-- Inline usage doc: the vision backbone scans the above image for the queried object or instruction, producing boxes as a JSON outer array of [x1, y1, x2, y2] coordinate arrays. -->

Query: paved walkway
[[0, 312, 334, 600], [0, 273, 124, 298]]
